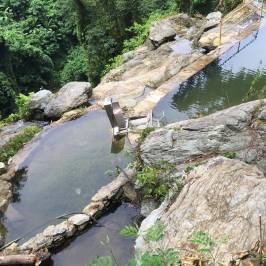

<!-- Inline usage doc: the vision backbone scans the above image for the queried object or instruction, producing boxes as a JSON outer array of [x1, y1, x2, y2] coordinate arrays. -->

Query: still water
[[46, 203, 139, 266], [3, 110, 131, 242], [154, 22, 266, 123]]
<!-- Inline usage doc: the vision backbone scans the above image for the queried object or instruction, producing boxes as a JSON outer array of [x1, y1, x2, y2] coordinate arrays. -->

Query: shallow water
[[45, 203, 139, 266], [3, 110, 131, 242], [154, 20, 266, 123]]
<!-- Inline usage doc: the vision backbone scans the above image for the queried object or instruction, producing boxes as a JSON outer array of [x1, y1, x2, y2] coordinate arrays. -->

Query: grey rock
[[0, 162, 6, 175], [0, 180, 11, 213], [259, 106, 266, 120], [257, 160, 266, 174], [141, 100, 266, 171], [204, 11, 222, 31], [141, 199, 159, 217], [20, 221, 76, 252], [29, 90, 53, 112], [68, 214, 90, 226], [149, 19, 176, 47], [44, 82, 92, 119], [136, 157, 266, 264]]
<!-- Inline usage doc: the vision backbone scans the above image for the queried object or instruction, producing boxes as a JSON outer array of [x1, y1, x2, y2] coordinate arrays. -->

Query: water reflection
[[4, 110, 131, 243], [154, 22, 266, 123], [10, 169, 28, 203], [45, 203, 139, 266]]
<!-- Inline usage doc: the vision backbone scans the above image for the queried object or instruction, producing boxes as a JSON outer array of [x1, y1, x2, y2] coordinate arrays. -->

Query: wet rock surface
[[136, 157, 266, 264], [44, 82, 92, 119], [141, 100, 266, 174]]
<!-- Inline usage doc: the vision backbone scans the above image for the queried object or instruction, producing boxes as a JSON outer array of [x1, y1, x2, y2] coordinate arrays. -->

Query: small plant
[[262, 254, 266, 265], [140, 249, 180, 266], [244, 68, 266, 101], [120, 224, 139, 238], [184, 164, 194, 174], [102, 55, 124, 77], [140, 127, 155, 141], [190, 231, 214, 254], [223, 151, 236, 159], [144, 220, 166, 243], [0, 125, 40, 163], [189, 231, 229, 265], [0, 93, 33, 128], [85, 256, 113, 266]]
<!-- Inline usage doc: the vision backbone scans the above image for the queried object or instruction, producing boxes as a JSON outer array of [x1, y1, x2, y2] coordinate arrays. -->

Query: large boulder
[[44, 82, 92, 119], [149, 19, 176, 47], [141, 100, 266, 174], [136, 157, 266, 264], [203, 11, 222, 31], [0, 162, 6, 175], [29, 90, 54, 119]]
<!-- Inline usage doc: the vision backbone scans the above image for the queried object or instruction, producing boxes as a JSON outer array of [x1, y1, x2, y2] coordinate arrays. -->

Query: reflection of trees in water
[[11, 168, 28, 203], [171, 60, 266, 118]]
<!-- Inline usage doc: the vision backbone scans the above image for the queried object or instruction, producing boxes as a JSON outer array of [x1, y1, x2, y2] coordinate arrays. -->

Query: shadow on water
[[44, 203, 140, 266], [154, 21, 266, 123], [3, 110, 132, 243]]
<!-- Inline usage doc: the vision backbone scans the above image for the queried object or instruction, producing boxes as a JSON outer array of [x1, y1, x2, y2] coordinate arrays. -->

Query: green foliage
[[0, 93, 33, 128], [0, 72, 15, 118], [0, 125, 40, 163], [136, 166, 171, 199], [244, 69, 266, 101], [190, 231, 215, 254], [223, 151, 236, 159], [184, 164, 194, 174], [177, 0, 241, 15], [60, 46, 89, 84], [140, 127, 155, 141], [120, 224, 139, 238], [262, 255, 266, 266], [144, 221, 166, 242], [140, 249, 179, 266], [123, 10, 175, 53], [102, 55, 124, 77], [85, 256, 113, 266], [189, 231, 229, 263], [0, 0, 76, 115]]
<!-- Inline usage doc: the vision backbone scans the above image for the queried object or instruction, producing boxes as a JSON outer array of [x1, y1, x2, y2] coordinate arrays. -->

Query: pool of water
[[154, 20, 266, 123], [3, 110, 131, 242], [45, 203, 139, 266]]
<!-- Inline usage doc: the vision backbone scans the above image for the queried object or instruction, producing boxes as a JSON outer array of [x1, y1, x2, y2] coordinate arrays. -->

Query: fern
[[120, 224, 139, 238]]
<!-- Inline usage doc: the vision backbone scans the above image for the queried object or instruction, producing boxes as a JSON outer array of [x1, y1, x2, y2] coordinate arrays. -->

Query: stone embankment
[[0, 169, 134, 262], [136, 99, 266, 264]]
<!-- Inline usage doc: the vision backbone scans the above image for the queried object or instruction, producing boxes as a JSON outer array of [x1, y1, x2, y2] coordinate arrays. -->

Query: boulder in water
[[44, 82, 92, 119]]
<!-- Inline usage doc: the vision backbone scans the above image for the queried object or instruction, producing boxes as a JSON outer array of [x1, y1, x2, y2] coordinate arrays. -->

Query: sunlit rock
[[44, 82, 92, 119]]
